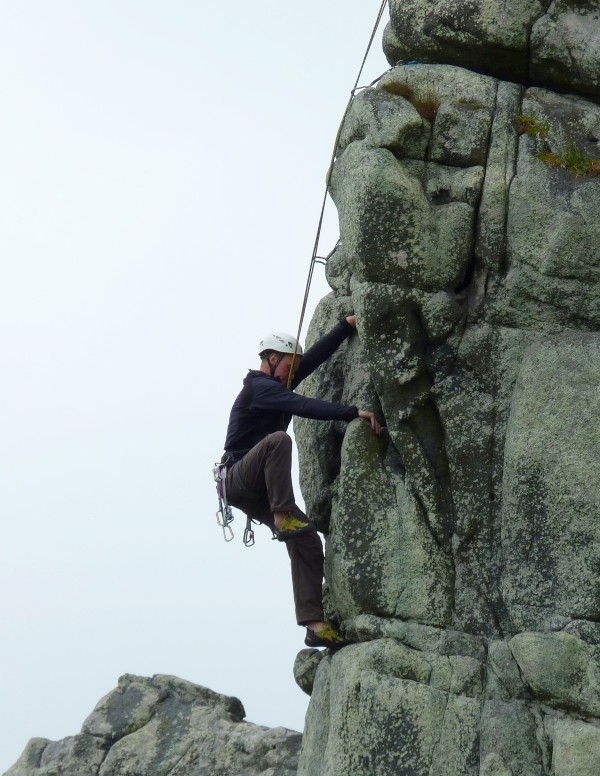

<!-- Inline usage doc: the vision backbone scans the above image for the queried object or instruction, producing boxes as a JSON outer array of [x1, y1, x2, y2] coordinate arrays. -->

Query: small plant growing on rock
[[380, 81, 441, 123], [516, 114, 549, 137], [412, 86, 441, 123], [536, 143, 600, 177], [380, 80, 415, 101]]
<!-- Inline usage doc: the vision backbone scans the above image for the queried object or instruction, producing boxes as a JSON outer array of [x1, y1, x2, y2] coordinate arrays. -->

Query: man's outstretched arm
[[292, 316, 356, 386], [251, 373, 382, 433]]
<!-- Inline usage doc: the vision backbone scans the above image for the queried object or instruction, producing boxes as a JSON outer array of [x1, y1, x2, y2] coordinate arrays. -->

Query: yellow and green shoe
[[304, 624, 354, 650], [274, 513, 316, 541]]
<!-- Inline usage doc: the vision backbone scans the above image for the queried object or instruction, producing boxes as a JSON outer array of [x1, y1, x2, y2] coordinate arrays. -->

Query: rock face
[[383, 0, 600, 101], [4, 675, 301, 776], [293, 3, 600, 773]]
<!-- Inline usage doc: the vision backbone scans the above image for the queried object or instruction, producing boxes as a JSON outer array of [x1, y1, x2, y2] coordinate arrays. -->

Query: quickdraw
[[213, 460, 258, 547], [213, 461, 234, 542]]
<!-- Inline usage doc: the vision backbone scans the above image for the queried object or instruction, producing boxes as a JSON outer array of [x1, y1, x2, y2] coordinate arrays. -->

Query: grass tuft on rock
[[536, 143, 600, 177], [379, 81, 441, 123], [516, 114, 549, 137], [412, 87, 441, 123], [379, 80, 415, 101]]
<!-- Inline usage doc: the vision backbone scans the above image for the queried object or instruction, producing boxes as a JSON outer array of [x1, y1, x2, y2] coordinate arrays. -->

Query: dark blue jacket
[[223, 319, 358, 462]]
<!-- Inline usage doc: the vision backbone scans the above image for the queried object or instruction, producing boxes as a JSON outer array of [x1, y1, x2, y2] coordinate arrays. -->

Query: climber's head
[[258, 332, 303, 384]]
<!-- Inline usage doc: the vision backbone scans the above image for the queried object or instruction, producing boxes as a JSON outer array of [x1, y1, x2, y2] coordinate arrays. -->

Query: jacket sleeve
[[251, 375, 358, 422], [292, 318, 353, 387]]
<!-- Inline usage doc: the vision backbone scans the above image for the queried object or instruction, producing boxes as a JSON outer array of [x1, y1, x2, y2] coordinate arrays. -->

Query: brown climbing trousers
[[225, 431, 325, 625]]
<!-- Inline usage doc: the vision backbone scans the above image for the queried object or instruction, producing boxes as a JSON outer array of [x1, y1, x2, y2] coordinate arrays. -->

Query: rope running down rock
[[287, 0, 390, 388]]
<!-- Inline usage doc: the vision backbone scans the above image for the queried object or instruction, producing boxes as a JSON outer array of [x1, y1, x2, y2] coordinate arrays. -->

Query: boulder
[[4, 675, 301, 776], [383, 1, 600, 101]]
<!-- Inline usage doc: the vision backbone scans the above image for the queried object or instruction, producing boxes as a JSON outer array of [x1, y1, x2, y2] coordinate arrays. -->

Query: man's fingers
[[359, 409, 383, 435]]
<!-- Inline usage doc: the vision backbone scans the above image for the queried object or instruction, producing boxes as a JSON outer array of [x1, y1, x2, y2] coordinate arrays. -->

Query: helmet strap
[[269, 352, 283, 379]]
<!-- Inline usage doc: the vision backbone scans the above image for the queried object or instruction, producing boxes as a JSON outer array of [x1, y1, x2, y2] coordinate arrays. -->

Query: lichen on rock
[[4, 675, 302, 776], [294, 7, 600, 772]]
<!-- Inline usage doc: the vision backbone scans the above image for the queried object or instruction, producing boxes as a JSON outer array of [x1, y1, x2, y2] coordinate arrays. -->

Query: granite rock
[[294, 48, 600, 775], [5, 675, 301, 776]]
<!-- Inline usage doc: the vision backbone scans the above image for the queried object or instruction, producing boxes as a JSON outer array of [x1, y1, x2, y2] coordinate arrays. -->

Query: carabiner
[[216, 505, 235, 542], [219, 513, 235, 541], [243, 524, 255, 547]]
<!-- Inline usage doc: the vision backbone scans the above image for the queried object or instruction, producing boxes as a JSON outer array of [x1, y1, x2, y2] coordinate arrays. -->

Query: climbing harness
[[213, 457, 260, 547], [287, 0, 390, 389]]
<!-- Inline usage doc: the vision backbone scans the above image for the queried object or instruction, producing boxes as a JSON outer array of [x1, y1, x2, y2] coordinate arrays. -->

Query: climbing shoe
[[273, 513, 316, 541], [304, 624, 354, 651]]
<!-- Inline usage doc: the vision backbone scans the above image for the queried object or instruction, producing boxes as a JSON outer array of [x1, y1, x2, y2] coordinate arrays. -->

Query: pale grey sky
[[0, 2, 389, 770]]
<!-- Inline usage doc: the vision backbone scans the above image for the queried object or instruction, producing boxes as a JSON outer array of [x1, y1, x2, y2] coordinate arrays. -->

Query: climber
[[222, 315, 381, 649]]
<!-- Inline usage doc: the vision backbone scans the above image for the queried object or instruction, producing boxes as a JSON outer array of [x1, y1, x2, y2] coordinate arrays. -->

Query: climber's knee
[[268, 430, 292, 449]]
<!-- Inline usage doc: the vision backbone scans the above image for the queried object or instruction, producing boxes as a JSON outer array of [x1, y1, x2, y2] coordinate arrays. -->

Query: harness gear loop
[[287, 0, 389, 389], [213, 461, 235, 542]]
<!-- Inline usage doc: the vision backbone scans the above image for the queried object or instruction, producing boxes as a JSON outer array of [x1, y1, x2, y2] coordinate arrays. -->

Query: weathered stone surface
[[551, 718, 600, 776], [501, 335, 600, 631], [299, 640, 480, 776], [480, 700, 549, 776], [5, 675, 301, 776], [326, 419, 454, 626], [383, 0, 600, 100], [6, 736, 107, 776], [293, 649, 324, 697], [330, 143, 479, 290], [495, 89, 600, 331], [295, 42, 600, 774], [475, 81, 522, 278], [508, 631, 600, 716], [429, 99, 492, 167], [531, 2, 600, 100], [378, 64, 498, 166], [338, 87, 428, 157]]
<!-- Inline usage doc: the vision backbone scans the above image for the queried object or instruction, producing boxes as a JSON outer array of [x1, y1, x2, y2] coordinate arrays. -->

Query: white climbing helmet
[[258, 332, 303, 357]]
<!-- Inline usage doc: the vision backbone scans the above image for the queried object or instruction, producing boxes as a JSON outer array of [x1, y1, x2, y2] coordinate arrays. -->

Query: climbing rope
[[287, 0, 390, 388]]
